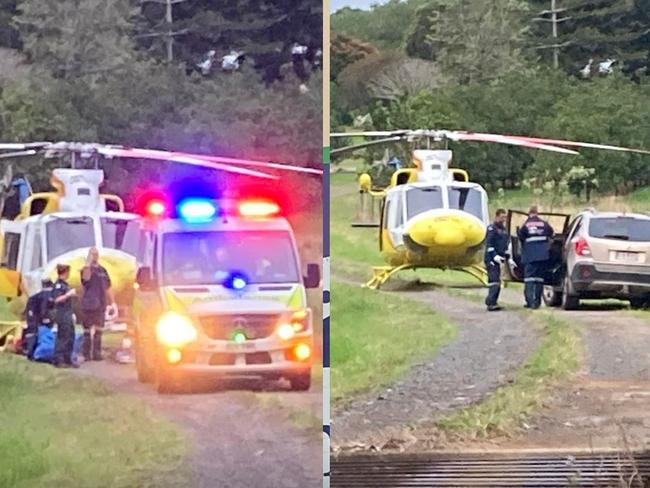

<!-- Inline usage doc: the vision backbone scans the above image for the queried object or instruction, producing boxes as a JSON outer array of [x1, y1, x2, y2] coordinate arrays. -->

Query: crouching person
[[52, 264, 78, 368], [22, 279, 54, 359]]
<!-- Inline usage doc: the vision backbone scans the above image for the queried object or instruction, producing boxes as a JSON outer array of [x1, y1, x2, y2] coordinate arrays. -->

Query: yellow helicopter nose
[[407, 215, 485, 248]]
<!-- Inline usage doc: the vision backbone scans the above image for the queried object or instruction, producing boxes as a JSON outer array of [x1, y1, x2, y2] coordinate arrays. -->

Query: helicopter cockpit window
[[447, 187, 484, 220], [30, 230, 42, 270], [406, 187, 443, 220], [101, 218, 141, 257], [46, 217, 95, 261], [2, 232, 20, 269]]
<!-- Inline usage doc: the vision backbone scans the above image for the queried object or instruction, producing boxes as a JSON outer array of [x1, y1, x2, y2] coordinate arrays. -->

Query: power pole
[[533, 1, 571, 69], [139, 0, 189, 62]]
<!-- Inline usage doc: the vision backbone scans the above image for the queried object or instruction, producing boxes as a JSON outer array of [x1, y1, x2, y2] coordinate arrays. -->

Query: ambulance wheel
[[542, 286, 562, 307], [561, 277, 579, 311], [135, 332, 155, 384], [288, 372, 311, 391]]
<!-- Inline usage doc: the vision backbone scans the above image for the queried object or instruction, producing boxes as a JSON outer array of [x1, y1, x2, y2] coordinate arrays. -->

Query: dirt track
[[332, 281, 539, 451], [333, 278, 650, 454], [76, 361, 322, 488]]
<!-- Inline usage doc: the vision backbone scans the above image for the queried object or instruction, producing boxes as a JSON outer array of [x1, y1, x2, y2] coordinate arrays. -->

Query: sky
[[330, 0, 387, 13]]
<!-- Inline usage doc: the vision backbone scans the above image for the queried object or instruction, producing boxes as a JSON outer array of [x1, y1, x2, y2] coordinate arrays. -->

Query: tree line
[[0, 0, 322, 211], [331, 0, 650, 197]]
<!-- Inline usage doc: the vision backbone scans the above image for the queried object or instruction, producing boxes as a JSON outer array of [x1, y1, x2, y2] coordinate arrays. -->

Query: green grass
[[438, 313, 581, 438], [0, 354, 188, 488], [331, 280, 456, 404]]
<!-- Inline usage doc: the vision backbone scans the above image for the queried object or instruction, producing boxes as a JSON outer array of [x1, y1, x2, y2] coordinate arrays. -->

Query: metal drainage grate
[[331, 453, 650, 487]]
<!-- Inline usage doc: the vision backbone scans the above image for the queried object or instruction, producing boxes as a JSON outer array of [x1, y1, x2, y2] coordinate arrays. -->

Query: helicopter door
[[385, 192, 406, 247], [505, 210, 571, 284], [0, 226, 23, 297], [20, 223, 44, 296]]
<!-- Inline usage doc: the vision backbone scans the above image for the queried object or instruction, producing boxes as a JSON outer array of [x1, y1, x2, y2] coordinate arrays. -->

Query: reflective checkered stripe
[[323, 145, 330, 488], [524, 277, 545, 282], [526, 236, 547, 242]]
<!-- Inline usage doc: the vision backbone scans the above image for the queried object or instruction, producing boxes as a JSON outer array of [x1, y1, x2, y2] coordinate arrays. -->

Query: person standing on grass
[[52, 264, 78, 368], [80, 247, 117, 361], [484, 208, 509, 312]]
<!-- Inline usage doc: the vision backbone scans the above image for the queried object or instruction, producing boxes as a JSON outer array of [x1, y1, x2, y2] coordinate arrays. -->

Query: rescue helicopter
[[331, 129, 650, 289], [0, 141, 321, 337]]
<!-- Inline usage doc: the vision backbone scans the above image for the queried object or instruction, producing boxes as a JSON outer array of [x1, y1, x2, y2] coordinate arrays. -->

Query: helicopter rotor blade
[[331, 136, 405, 156], [503, 135, 650, 155], [176, 153, 322, 175], [0, 150, 39, 159], [443, 131, 580, 155], [0, 142, 51, 151], [331, 130, 409, 138], [97, 147, 279, 180]]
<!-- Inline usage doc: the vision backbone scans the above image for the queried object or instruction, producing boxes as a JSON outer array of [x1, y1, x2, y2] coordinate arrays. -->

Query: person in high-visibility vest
[[517, 206, 554, 309]]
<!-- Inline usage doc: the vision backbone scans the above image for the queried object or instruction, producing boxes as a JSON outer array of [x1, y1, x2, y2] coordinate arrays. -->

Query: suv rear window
[[589, 217, 650, 242]]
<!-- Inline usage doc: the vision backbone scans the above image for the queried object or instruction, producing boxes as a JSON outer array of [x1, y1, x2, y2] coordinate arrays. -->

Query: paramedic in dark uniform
[[81, 247, 116, 361], [52, 264, 78, 368], [484, 209, 509, 311], [22, 279, 54, 359], [517, 206, 554, 309]]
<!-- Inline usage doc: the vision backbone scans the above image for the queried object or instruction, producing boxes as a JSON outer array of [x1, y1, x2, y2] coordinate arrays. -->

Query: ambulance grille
[[199, 314, 279, 340]]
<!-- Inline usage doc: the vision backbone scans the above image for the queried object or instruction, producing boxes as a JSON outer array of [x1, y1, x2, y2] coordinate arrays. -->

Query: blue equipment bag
[[32, 326, 83, 363]]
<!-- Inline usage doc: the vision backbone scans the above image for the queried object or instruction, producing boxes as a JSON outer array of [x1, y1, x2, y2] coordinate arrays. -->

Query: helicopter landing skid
[[458, 264, 489, 286], [364, 265, 414, 290], [364, 264, 490, 290]]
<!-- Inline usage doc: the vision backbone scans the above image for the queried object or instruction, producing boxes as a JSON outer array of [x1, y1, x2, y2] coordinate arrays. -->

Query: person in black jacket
[[517, 206, 554, 309], [52, 264, 78, 368], [80, 247, 116, 361], [484, 209, 509, 311], [22, 278, 54, 359]]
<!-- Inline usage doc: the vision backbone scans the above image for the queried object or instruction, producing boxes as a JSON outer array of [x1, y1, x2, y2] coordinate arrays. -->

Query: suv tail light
[[575, 237, 591, 256]]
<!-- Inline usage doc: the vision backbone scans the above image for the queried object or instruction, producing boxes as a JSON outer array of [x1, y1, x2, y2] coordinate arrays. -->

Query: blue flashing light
[[224, 272, 249, 291], [178, 198, 217, 223]]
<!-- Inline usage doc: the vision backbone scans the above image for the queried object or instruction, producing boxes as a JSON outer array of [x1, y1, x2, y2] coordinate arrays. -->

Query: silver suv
[[543, 210, 650, 310]]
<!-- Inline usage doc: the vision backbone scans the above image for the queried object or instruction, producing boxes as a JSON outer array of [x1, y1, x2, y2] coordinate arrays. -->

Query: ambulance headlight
[[156, 312, 198, 347]]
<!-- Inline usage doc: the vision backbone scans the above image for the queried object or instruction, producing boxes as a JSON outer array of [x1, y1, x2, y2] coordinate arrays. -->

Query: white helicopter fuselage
[[380, 150, 490, 268], [1, 211, 141, 298]]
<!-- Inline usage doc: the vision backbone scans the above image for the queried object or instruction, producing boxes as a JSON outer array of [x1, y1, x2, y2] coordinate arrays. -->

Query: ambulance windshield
[[46, 217, 96, 261], [162, 230, 299, 285]]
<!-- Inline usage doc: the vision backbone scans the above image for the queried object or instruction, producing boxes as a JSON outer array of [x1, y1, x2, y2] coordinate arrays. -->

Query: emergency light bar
[[238, 200, 280, 218], [147, 200, 166, 217], [140, 195, 281, 221], [178, 198, 217, 223]]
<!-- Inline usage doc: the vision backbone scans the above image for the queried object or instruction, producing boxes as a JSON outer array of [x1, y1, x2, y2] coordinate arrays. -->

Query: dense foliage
[[0, 0, 322, 210], [331, 0, 650, 198]]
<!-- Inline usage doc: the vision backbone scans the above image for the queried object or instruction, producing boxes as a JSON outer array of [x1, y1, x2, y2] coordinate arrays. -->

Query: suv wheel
[[561, 276, 580, 310], [542, 286, 562, 307]]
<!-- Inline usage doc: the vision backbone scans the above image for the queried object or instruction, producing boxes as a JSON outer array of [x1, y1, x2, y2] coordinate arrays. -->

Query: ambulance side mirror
[[304, 263, 320, 289], [136, 267, 154, 290]]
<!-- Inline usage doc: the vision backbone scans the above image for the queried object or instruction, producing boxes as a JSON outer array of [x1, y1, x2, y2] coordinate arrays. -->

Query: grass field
[[331, 281, 455, 405], [0, 354, 188, 488], [438, 313, 582, 438]]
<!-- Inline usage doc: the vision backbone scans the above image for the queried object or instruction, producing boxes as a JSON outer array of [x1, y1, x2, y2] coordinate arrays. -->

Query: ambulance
[[132, 196, 320, 394]]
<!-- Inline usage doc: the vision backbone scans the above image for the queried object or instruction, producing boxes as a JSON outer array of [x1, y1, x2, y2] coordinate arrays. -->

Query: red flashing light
[[147, 200, 166, 217], [238, 200, 280, 218], [575, 237, 591, 256]]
